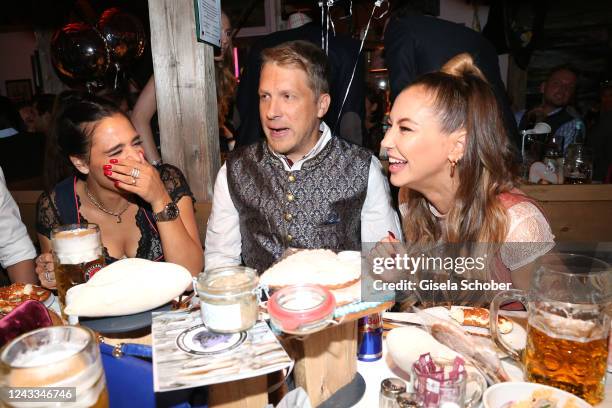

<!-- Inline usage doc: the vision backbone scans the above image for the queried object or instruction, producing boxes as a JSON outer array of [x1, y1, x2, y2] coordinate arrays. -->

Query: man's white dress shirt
[[205, 122, 402, 270], [0, 167, 37, 269]]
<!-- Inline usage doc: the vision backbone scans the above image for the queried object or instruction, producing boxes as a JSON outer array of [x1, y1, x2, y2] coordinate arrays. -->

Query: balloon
[[51, 22, 110, 82], [98, 8, 146, 69]]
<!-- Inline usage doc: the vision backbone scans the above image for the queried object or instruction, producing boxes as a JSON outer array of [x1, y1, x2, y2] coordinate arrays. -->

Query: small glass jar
[[268, 284, 335, 335], [196, 266, 259, 333], [380, 378, 406, 408]]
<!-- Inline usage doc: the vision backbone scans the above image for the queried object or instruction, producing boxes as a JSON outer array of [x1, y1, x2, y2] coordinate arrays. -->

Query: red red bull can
[[357, 313, 383, 361]]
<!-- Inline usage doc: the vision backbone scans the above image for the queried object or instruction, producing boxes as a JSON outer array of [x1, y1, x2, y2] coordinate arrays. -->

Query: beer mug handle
[[489, 289, 528, 362], [465, 371, 487, 408]]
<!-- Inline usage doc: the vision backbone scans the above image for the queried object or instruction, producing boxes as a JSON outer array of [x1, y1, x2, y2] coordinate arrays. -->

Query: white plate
[[385, 307, 527, 354], [483, 382, 593, 408], [387, 326, 523, 383]]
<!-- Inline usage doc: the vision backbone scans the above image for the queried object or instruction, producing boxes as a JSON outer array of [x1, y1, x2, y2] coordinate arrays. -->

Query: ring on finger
[[131, 177, 137, 185], [130, 167, 140, 179], [44, 271, 52, 281]]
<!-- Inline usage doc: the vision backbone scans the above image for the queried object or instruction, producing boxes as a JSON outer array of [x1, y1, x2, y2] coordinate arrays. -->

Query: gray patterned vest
[[226, 136, 372, 274]]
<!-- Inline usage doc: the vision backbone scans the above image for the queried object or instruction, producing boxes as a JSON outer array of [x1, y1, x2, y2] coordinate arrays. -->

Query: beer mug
[[0, 326, 109, 407], [51, 224, 105, 317], [490, 254, 611, 405]]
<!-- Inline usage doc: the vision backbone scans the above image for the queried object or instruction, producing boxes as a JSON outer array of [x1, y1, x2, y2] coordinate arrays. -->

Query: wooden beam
[[148, 0, 220, 202]]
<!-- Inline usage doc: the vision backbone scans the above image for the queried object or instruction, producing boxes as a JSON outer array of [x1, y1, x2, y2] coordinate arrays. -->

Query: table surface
[[354, 342, 612, 408]]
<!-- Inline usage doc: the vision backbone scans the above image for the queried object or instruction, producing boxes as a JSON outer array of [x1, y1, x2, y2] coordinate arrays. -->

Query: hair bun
[[441, 53, 485, 81]]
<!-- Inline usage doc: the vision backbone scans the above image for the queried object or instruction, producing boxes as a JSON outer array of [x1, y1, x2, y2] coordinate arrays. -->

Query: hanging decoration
[[97, 8, 146, 89], [50, 22, 110, 92], [317, 0, 389, 126], [50, 8, 146, 91]]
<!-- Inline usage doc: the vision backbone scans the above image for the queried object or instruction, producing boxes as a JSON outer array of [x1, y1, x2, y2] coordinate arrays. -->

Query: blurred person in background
[[384, 1, 519, 150], [17, 101, 36, 133], [364, 85, 386, 155], [0, 96, 45, 189], [516, 66, 581, 152], [131, 11, 237, 161], [588, 81, 612, 182]]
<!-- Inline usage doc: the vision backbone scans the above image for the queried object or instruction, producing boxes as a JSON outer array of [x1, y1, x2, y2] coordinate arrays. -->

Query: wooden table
[[283, 301, 394, 407], [518, 184, 612, 242], [203, 301, 394, 408]]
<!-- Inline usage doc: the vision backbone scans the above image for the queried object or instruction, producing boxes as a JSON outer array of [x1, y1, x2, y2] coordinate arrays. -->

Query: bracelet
[[150, 159, 164, 166]]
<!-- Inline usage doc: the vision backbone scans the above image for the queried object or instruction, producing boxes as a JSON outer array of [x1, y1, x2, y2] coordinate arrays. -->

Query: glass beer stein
[[51, 224, 105, 318], [490, 254, 611, 405], [0, 326, 109, 407]]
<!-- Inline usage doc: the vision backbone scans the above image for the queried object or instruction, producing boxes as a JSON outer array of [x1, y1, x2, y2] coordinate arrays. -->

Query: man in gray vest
[[205, 40, 401, 274]]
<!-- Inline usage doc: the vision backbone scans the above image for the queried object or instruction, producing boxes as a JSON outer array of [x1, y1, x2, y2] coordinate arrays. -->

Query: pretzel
[[0, 283, 51, 316], [449, 306, 514, 334]]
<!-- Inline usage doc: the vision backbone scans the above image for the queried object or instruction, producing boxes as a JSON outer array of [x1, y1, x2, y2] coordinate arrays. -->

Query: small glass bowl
[[268, 284, 335, 335]]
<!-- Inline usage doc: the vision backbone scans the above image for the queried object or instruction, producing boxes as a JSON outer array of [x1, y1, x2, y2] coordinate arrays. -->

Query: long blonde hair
[[399, 53, 518, 244]]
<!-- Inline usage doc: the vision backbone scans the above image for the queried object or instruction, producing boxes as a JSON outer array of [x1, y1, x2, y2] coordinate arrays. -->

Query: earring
[[449, 159, 457, 178]]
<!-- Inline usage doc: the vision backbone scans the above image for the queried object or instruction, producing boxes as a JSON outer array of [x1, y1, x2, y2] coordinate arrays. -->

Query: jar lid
[[267, 284, 335, 331], [381, 378, 406, 398], [197, 266, 258, 295]]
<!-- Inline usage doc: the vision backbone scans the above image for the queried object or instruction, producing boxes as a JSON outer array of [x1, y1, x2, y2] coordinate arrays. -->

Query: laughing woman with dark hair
[[35, 94, 203, 288], [381, 53, 554, 293]]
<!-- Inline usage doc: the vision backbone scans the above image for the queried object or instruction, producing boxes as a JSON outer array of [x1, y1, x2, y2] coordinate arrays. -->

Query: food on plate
[[260, 249, 361, 290], [64, 258, 192, 317], [0, 283, 51, 315], [449, 306, 514, 334], [502, 388, 581, 408], [429, 319, 511, 383]]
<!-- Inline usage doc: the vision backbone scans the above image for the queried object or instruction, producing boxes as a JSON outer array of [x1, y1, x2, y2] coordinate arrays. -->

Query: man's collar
[[271, 122, 332, 170]]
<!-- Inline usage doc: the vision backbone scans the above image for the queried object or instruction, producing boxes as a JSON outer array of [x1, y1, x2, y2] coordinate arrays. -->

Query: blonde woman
[[381, 53, 554, 298]]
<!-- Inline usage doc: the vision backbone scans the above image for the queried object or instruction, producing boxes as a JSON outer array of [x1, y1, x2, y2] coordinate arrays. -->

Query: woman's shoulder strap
[[53, 176, 80, 225]]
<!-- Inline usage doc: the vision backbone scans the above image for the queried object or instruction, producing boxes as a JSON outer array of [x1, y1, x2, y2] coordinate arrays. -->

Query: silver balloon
[[98, 8, 146, 70], [51, 22, 110, 82]]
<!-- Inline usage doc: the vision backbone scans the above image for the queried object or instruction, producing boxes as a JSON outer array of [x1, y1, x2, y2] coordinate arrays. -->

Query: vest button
[[288, 174, 296, 182], [287, 234, 293, 242], [286, 193, 294, 202], [284, 213, 293, 221]]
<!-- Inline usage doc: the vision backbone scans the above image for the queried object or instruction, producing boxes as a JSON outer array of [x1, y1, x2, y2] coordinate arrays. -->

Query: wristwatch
[[154, 201, 179, 222]]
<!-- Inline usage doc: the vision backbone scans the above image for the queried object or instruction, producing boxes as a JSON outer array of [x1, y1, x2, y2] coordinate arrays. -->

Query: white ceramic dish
[[386, 326, 524, 383], [385, 306, 527, 352], [483, 382, 592, 408]]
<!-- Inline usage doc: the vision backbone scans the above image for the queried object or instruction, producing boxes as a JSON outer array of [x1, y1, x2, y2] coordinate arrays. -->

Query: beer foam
[[8, 348, 105, 407], [52, 228, 101, 265], [531, 310, 608, 342], [12, 343, 82, 368]]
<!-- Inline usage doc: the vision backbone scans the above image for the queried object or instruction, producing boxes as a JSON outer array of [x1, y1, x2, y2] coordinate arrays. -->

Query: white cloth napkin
[[64, 258, 192, 317]]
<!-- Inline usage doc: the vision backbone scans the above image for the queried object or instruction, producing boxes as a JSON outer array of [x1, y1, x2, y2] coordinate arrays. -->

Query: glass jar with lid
[[196, 266, 259, 333]]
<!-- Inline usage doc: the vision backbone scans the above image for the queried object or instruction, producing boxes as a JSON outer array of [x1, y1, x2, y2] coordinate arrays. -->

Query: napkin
[[64, 258, 192, 317]]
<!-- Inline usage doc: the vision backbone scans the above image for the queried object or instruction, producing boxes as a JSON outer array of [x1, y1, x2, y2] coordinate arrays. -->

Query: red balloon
[[98, 8, 146, 69]]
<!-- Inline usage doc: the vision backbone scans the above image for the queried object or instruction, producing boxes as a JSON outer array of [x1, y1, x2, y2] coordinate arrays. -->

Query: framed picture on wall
[[225, 0, 278, 37], [5, 79, 33, 102]]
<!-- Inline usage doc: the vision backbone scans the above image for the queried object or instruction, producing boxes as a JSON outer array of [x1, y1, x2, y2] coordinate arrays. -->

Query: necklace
[[84, 184, 130, 223]]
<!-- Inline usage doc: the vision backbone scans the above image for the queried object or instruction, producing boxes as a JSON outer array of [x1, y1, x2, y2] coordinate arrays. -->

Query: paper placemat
[[152, 310, 293, 392]]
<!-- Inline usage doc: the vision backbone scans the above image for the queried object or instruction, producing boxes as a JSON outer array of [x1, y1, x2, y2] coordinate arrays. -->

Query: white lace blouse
[[399, 200, 555, 271]]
